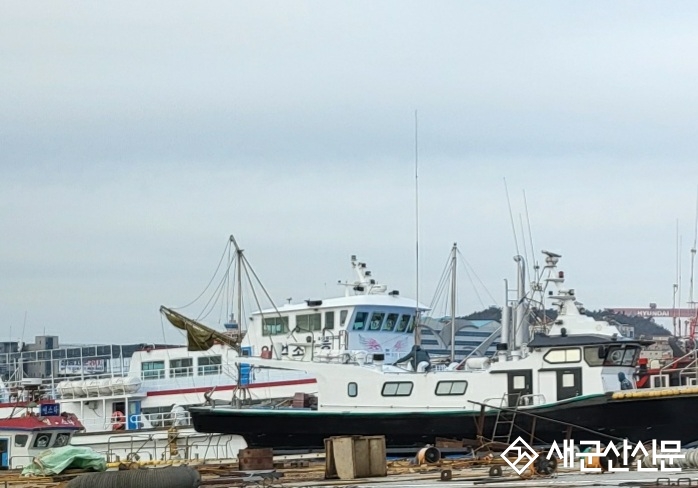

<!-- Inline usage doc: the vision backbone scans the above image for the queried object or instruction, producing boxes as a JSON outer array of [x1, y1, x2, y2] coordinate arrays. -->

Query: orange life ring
[[111, 411, 126, 430]]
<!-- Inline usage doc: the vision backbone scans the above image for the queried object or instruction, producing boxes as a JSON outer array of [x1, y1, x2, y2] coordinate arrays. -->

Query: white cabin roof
[[253, 294, 429, 316]]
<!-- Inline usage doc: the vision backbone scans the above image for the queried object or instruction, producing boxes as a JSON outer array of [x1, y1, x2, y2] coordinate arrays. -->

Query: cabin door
[[0, 437, 9, 470], [506, 370, 533, 407], [556, 368, 583, 401]]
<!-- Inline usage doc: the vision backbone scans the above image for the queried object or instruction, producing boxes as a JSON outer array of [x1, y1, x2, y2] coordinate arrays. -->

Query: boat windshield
[[602, 345, 640, 367]]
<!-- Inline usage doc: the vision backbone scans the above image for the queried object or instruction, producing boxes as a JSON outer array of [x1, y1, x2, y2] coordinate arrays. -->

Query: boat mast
[[689, 189, 698, 314], [674, 219, 680, 336], [414, 109, 421, 346], [450, 242, 457, 362], [513, 255, 528, 354], [230, 235, 244, 332]]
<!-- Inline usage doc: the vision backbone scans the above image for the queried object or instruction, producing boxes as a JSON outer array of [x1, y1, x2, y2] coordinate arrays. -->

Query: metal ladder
[[490, 392, 521, 444]]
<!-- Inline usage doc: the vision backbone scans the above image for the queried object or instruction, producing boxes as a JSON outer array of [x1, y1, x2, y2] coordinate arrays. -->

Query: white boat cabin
[[241, 256, 427, 364]]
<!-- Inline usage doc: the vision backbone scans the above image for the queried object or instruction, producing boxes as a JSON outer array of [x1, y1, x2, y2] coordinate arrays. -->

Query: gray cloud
[[1, 2, 698, 342]]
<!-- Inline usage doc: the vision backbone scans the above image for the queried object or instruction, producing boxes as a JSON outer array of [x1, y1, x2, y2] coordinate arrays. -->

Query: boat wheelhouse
[[241, 256, 425, 365], [0, 412, 83, 470]]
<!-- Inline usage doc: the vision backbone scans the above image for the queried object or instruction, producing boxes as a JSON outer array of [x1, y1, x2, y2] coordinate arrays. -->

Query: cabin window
[[382, 313, 399, 332], [621, 347, 639, 366], [352, 312, 369, 330], [396, 314, 411, 332], [340, 310, 348, 327], [34, 433, 52, 448], [584, 347, 605, 367], [263, 316, 289, 336], [543, 348, 581, 364], [604, 345, 640, 367], [14, 434, 28, 447], [325, 311, 335, 330], [435, 380, 468, 396], [297, 313, 322, 332], [562, 373, 575, 388], [369, 312, 385, 331], [381, 381, 413, 397], [406, 316, 415, 334], [141, 361, 166, 380], [198, 356, 222, 376], [348, 382, 358, 397], [53, 433, 71, 447], [170, 358, 194, 378]]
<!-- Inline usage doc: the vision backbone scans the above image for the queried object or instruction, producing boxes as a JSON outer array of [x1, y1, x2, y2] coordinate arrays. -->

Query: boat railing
[[185, 433, 240, 460], [80, 410, 192, 432], [660, 348, 698, 374], [102, 432, 240, 463], [198, 364, 223, 376], [136, 411, 192, 429], [105, 434, 162, 463], [518, 394, 546, 406], [140, 370, 166, 381], [170, 366, 195, 378], [482, 396, 508, 408]]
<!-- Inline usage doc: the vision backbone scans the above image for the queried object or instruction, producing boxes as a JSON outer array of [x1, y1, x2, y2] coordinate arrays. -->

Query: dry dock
[[3, 460, 697, 488]]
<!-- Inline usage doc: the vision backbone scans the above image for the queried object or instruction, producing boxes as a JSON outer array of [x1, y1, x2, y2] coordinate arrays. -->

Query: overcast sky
[[2, 2, 698, 345]]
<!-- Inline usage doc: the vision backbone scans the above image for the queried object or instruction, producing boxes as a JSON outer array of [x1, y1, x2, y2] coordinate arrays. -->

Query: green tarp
[[21, 445, 106, 476]]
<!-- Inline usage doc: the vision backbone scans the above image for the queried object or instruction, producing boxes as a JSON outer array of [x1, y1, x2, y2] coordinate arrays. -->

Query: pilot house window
[[325, 311, 335, 329], [170, 358, 193, 378], [369, 312, 385, 330], [296, 313, 321, 332], [353, 312, 369, 330], [262, 316, 289, 336], [396, 315, 412, 333], [382, 313, 399, 331], [198, 356, 222, 376], [543, 348, 581, 364], [142, 361, 165, 380]]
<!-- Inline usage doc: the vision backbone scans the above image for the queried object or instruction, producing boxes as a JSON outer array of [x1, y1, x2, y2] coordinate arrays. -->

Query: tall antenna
[[523, 190, 538, 282], [674, 219, 680, 336], [689, 187, 698, 308], [680, 234, 684, 335], [414, 109, 421, 344], [450, 242, 457, 363], [503, 177, 520, 256]]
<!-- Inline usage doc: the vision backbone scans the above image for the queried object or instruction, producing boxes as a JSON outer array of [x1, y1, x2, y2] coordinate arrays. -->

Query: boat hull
[[190, 392, 698, 449]]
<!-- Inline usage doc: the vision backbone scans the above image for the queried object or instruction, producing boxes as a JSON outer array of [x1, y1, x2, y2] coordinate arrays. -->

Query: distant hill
[[462, 307, 672, 338]]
